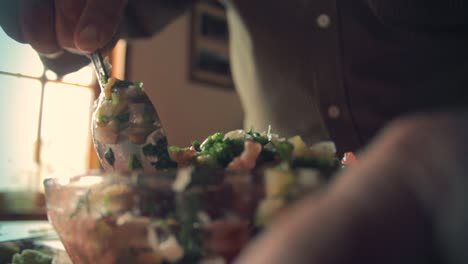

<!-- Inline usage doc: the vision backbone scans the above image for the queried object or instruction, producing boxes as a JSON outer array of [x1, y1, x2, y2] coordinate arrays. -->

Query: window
[[0, 27, 97, 215]]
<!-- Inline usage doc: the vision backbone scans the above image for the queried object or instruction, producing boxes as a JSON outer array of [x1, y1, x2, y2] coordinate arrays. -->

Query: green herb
[[99, 195, 112, 217], [128, 154, 143, 170], [274, 141, 294, 161], [256, 148, 276, 164], [247, 129, 269, 145], [142, 137, 177, 169], [100, 76, 108, 86], [199, 132, 225, 151], [199, 137, 244, 167], [191, 140, 201, 151], [104, 148, 115, 166], [96, 109, 110, 124], [111, 80, 135, 90], [12, 249, 52, 264], [143, 137, 168, 156], [134, 81, 144, 88], [176, 191, 205, 262], [169, 146, 189, 152]]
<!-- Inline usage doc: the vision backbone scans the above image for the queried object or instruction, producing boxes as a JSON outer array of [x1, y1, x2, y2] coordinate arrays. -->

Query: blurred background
[[0, 1, 243, 220]]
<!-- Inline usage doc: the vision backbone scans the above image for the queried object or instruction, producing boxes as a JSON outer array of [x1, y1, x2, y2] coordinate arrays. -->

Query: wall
[[127, 13, 244, 146]]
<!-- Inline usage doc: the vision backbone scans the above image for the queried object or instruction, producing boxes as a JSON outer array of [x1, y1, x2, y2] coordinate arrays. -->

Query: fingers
[[74, 0, 128, 53], [54, 0, 85, 51], [18, 0, 61, 55], [0, 0, 26, 43], [16, 0, 125, 55]]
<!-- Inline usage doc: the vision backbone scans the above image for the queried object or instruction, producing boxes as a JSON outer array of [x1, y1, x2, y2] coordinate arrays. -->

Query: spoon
[[89, 51, 172, 172]]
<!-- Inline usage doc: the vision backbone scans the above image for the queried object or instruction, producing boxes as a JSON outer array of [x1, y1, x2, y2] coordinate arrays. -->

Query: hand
[[0, 0, 128, 56], [236, 112, 468, 264]]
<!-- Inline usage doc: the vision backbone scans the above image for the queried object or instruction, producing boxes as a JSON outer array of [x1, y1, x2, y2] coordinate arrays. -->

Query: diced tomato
[[341, 152, 358, 166]]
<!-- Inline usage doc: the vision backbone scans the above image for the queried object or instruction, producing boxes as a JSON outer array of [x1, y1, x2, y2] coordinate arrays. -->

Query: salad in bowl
[[45, 127, 340, 264]]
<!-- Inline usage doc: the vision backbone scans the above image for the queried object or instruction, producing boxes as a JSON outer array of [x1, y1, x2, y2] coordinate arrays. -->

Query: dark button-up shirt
[[227, 0, 468, 155]]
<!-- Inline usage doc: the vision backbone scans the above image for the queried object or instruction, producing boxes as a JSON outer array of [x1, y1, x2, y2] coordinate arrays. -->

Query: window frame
[[0, 41, 128, 220]]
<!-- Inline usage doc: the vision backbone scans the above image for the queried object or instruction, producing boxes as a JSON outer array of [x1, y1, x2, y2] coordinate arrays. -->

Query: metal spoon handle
[[90, 51, 110, 89]]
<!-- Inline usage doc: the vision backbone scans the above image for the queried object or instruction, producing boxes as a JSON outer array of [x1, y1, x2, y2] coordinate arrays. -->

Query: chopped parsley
[[104, 148, 115, 166], [142, 137, 177, 169]]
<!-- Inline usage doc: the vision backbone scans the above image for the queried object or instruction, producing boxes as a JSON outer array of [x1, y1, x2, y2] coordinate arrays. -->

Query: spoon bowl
[[91, 78, 172, 172]]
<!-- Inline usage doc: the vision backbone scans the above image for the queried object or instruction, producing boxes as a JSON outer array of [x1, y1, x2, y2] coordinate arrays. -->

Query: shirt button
[[328, 105, 340, 119], [317, 14, 331, 28]]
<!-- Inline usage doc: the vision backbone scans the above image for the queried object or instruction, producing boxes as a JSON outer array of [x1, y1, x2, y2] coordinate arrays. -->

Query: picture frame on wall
[[189, 0, 233, 88]]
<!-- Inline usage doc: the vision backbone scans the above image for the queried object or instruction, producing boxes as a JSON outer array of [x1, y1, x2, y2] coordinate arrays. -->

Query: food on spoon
[[92, 77, 175, 172]]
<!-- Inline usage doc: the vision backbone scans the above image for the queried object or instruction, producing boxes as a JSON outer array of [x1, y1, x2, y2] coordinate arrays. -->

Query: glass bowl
[[44, 167, 328, 264]]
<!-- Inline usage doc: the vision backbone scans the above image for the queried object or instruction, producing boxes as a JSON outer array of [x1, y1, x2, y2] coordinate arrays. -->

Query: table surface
[[0, 221, 58, 244]]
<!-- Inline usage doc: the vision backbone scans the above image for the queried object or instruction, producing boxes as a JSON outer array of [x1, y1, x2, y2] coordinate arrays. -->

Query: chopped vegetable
[[342, 152, 358, 166], [112, 79, 136, 90], [264, 168, 294, 198], [111, 92, 120, 104], [191, 140, 201, 151], [288, 136, 311, 157], [12, 249, 52, 264], [104, 148, 115, 166], [62, 124, 343, 263], [169, 146, 190, 152], [104, 77, 117, 99], [167, 128, 338, 172], [272, 141, 294, 161], [247, 129, 269, 145], [128, 154, 143, 170], [176, 190, 205, 262], [96, 109, 110, 125], [134, 81, 144, 88], [143, 137, 177, 169]]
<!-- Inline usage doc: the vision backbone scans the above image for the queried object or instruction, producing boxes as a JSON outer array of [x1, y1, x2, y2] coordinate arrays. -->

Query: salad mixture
[[58, 59, 344, 264], [92, 77, 173, 172], [47, 128, 340, 264]]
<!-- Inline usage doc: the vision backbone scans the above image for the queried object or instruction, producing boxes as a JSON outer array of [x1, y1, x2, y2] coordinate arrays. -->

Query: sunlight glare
[[62, 65, 95, 86], [45, 70, 58, 80], [0, 76, 41, 191], [0, 28, 44, 77], [40, 83, 94, 183]]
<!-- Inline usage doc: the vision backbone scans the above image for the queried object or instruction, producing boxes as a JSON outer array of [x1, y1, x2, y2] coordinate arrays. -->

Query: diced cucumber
[[111, 92, 120, 104], [128, 154, 143, 170]]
